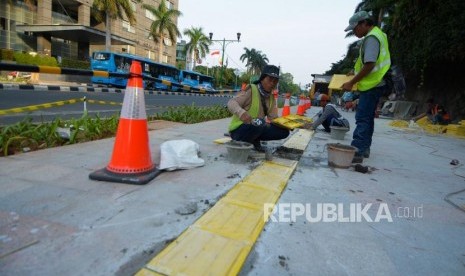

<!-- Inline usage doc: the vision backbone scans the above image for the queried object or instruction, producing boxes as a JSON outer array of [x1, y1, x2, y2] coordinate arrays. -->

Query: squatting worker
[[341, 11, 391, 163], [227, 64, 290, 152], [310, 94, 350, 132]]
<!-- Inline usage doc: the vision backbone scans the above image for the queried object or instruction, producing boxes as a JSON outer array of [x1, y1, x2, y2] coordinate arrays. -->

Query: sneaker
[[352, 154, 364, 163]]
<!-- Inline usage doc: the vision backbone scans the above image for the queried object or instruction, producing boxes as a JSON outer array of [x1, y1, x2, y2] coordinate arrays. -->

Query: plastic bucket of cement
[[225, 141, 253, 163], [327, 143, 357, 168], [330, 126, 350, 140]]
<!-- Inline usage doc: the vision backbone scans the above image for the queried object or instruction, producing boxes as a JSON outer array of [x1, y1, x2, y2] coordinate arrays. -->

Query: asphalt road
[[0, 89, 230, 125]]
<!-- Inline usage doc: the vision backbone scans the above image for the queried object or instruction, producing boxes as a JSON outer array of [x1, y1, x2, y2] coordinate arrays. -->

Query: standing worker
[[227, 65, 289, 152], [341, 11, 391, 163]]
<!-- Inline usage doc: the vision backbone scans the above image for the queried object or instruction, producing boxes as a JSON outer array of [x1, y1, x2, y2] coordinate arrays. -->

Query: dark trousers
[[230, 123, 290, 146], [351, 86, 384, 154], [321, 114, 345, 132]]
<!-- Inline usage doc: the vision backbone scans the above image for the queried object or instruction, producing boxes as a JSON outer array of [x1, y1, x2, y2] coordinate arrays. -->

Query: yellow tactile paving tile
[[138, 145, 303, 276], [282, 129, 314, 151], [224, 181, 282, 210], [213, 137, 232, 144], [135, 268, 164, 276], [194, 201, 265, 242], [145, 228, 251, 276]]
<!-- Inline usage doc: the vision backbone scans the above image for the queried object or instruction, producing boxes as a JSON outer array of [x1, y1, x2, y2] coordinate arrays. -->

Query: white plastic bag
[[159, 139, 205, 171]]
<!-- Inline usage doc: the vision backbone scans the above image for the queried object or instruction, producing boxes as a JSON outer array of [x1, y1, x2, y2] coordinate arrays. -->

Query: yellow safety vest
[[354, 26, 391, 91]]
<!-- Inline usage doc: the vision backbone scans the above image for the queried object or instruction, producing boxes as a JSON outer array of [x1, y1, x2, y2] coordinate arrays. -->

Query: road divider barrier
[[0, 62, 238, 95], [0, 96, 226, 116], [0, 98, 84, 115]]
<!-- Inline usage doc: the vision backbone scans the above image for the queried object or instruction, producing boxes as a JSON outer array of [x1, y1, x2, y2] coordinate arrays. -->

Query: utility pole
[[209, 32, 241, 88]]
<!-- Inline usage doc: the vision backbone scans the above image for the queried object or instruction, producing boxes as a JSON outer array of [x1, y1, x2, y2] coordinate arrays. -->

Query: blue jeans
[[351, 86, 384, 155], [230, 123, 289, 146]]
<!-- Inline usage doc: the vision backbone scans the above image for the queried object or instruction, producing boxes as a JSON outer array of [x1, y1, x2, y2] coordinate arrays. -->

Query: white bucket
[[330, 126, 349, 140], [225, 141, 253, 163], [327, 143, 357, 168]]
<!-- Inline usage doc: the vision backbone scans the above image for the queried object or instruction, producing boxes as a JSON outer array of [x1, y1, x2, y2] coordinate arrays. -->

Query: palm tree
[[183, 27, 211, 70], [240, 47, 253, 72], [240, 47, 269, 75], [91, 0, 139, 51], [143, 1, 182, 63]]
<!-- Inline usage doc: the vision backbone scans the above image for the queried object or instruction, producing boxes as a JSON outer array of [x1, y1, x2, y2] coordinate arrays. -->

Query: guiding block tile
[[225, 181, 282, 209], [282, 129, 313, 151], [138, 137, 304, 276], [134, 268, 164, 276], [194, 201, 265, 243], [145, 228, 251, 276]]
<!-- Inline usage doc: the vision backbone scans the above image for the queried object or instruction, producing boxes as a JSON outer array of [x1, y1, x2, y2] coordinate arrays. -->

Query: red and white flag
[[210, 50, 220, 56]]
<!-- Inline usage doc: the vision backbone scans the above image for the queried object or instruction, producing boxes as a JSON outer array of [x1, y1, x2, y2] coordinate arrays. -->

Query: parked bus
[[179, 70, 214, 91], [90, 51, 179, 90]]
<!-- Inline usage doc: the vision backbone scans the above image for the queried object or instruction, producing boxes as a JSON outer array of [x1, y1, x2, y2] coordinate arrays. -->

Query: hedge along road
[[0, 89, 231, 125]]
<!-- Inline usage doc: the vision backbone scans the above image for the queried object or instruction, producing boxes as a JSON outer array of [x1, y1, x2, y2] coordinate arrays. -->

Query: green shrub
[[0, 114, 119, 156], [60, 58, 90, 69], [150, 104, 231, 124], [13, 52, 57, 66], [0, 48, 14, 61]]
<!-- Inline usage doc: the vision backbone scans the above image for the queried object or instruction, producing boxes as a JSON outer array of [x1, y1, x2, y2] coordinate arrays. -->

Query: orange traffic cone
[[273, 89, 278, 109], [296, 95, 305, 116], [281, 93, 291, 117], [89, 61, 160, 185]]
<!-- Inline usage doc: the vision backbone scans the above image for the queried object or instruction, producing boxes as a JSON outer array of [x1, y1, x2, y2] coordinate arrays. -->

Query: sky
[[176, 0, 361, 87]]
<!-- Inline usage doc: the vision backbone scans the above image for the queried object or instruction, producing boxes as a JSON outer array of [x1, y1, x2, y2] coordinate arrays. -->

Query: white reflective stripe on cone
[[120, 85, 147, 119]]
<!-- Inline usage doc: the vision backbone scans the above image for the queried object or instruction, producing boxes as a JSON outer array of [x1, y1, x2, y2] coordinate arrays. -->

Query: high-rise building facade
[[0, 0, 179, 65]]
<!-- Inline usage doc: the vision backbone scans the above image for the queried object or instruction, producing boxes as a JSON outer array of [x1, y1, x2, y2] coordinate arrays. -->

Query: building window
[[130, 1, 137, 12], [122, 20, 135, 33], [165, 1, 172, 9], [145, 9, 155, 20]]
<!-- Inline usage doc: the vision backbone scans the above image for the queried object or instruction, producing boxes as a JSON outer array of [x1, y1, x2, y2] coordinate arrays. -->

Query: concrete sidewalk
[[1, 107, 465, 275]]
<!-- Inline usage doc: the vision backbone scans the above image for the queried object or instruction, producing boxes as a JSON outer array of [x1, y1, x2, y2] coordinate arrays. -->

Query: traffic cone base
[[89, 167, 162, 185]]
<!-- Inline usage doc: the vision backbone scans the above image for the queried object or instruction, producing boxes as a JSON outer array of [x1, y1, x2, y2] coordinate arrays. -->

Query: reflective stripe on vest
[[354, 26, 391, 91]]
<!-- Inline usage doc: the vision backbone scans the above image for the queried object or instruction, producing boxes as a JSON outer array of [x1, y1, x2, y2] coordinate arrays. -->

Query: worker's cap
[[318, 94, 329, 102], [254, 64, 280, 84], [344, 11, 371, 32]]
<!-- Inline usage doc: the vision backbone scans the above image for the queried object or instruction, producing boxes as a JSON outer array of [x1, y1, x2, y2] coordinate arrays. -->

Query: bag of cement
[[159, 139, 205, 171]]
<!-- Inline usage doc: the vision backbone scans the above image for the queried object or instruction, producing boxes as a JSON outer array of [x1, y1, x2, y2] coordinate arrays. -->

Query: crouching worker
[[227, 64, 290, 152], [412, 98, 450, 125], [310, 94, 350, 132]]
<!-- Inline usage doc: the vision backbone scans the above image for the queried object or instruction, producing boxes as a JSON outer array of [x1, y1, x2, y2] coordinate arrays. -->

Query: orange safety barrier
[[273, 89, 278, 109], [296, 95, 305, 116], [281, 93, 291, 117], [89, 61, 161, 184]]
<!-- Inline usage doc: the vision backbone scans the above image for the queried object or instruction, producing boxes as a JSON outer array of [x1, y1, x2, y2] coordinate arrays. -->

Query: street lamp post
[[209, 32, 241, 88]]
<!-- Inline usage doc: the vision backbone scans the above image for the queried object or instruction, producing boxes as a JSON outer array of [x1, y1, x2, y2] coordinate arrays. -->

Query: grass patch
[[149, 104, 231, 124], [1, 104, 232, 156], [0, 114, 119, 156]]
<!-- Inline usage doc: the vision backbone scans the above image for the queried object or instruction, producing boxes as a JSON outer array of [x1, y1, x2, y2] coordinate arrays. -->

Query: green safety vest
[[228, 84, 273, 132], [354, 26, 391, 91]]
